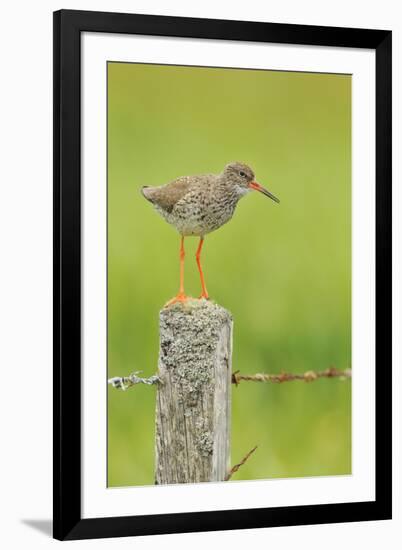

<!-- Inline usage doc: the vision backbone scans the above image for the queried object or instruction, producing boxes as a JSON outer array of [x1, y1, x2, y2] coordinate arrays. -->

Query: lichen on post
[[155, 298, 233, 484]]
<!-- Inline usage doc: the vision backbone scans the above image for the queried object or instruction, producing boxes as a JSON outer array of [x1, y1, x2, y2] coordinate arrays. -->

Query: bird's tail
[[141, 186, 155, 202]]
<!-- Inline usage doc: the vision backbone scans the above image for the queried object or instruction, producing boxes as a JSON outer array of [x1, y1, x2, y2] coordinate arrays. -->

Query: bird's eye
[[239, 171, 247, 178]]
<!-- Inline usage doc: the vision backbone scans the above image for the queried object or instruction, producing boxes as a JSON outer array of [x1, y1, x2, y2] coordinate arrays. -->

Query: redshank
[[141, 162, 279, 304]]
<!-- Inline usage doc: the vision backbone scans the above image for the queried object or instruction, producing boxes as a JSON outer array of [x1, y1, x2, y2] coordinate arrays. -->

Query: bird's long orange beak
[[249, 181, 280, 203]]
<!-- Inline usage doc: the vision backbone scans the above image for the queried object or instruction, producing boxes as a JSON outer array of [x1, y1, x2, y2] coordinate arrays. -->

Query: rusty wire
[[225, 446, 258, 481], [109, 367, 351, 391], [232, 367, 351, 386]]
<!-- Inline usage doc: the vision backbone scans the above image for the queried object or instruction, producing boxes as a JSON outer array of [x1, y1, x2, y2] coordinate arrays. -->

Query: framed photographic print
[[53, 9, 392, 540]]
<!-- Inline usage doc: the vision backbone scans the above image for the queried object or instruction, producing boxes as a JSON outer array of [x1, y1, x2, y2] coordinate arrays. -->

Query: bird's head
[[223, 162, 280, 203]]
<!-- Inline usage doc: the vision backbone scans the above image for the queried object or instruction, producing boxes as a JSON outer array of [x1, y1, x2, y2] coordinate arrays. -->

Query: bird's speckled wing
[[142, 175, 211, 213]]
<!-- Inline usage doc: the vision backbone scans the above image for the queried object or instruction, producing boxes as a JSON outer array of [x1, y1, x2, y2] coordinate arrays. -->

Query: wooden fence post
[[155, 299, 233, 484]]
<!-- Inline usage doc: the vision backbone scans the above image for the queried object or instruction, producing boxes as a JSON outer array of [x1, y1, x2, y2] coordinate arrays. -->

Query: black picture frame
[[53, 9, 392, 541]]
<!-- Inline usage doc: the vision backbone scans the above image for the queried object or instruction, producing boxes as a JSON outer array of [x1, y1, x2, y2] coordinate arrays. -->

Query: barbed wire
[[108, 367, 351, 391], [232, 367, 351, 386], [108, 371, 161, 391], [225, 446, 258, 481]]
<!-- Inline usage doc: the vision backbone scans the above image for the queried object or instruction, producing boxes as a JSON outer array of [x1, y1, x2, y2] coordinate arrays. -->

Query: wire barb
[[108, 371, 161, 391]]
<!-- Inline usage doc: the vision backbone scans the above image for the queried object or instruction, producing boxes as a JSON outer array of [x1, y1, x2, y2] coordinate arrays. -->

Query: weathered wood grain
[[155, 299, 232, 484]]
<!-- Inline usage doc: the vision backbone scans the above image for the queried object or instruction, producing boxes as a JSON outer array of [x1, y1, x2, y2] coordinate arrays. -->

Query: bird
[[141, 162, 279, 305]]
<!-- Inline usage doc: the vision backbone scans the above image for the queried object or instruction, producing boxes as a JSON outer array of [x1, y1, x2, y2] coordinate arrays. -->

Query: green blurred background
[[107, 62, 351, 487]]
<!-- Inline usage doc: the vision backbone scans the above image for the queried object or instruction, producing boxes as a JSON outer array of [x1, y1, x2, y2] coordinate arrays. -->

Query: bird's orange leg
[[196, 237, 209, 300], [179, 236, 186, 297], [165, 237, 188, 306]]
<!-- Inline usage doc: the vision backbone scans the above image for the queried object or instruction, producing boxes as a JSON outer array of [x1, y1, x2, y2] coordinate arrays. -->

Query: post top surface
[[160, 298, 232, 324]]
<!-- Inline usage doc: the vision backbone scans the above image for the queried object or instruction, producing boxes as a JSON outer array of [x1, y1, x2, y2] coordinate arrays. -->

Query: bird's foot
[[164, 292, 189, 307], [198, 293, 209, 300]]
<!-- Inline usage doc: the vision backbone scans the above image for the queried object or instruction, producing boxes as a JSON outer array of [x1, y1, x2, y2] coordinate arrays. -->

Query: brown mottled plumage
[[141, 162, 279, 303], [141, 162, 278, 236]]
